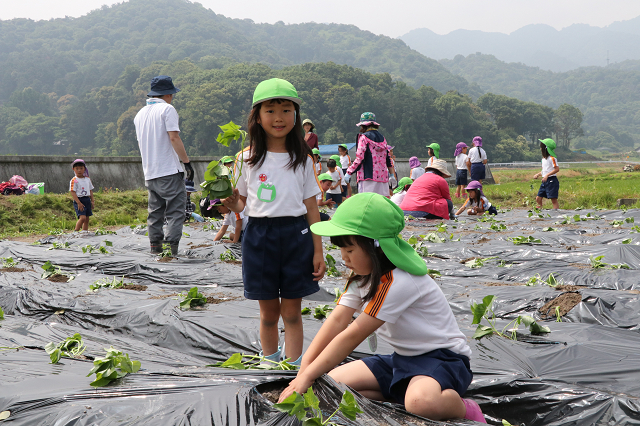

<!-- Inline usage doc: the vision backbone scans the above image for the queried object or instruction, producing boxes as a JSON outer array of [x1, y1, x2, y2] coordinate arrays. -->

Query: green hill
[[441, 54, 640, 149], [0, 0, 476, 102]]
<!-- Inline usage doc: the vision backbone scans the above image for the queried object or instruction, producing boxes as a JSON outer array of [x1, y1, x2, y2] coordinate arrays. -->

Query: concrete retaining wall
[[0, 155, 494, 194]]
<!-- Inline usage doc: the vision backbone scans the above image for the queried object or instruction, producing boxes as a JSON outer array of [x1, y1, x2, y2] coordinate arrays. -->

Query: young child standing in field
[[312, 148, 322, 175], [278, 193, 485, 423], [426, 143, 440, 168], [454, 142, 469, 198], [466, 136, 488, 184], [223, 78, 326, 367], [338, 144, 352, 198], [456, 181, 497, 216], [327, 158, 344, 206], [534, 139, 560, 210], [345, 112, 396, 197], [69, 159, 95, 232]]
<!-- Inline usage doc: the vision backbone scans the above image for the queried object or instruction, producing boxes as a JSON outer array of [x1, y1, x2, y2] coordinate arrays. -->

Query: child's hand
[[278, 375, 314, 403], [78, 203, 85, 211], [312, 252, 326, 281], [533, 173, 540, 179], [327, 200, 336, 207], [222, 188, 239, 209], [541, 175, 548, 183]]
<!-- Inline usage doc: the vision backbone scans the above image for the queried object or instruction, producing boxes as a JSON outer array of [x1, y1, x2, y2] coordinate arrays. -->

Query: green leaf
[[407, 236, 418, 245], [303, 387, 320, 411], [301, 307, 311, 314], [302, 418, 322, 426], [216, 121, 243, 147], [502, 420, 513, 426], [0, 306, 3, 320], [622, 238, 632, 244], [470, 295, 494, 325], [521, 315, 551, 334], [273, 392, 308, 421], [338, 389, 363, 421], [204, 160, 222, 181], [89, 377, 114, 387], [472, 325, 495, 339]]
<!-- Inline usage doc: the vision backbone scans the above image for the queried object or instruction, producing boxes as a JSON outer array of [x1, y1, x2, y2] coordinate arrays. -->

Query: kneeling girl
[[278, 192, 486, 423]]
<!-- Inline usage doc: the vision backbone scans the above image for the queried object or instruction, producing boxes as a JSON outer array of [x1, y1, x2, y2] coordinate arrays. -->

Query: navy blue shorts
[[455, 169, 468, 186], [470, 162, 486, 181], [538, 176, 559, 199], [73, 196, 92, 218], [241, 216, 319, 300], [362, 349, 473, 405], [327, 193, 342, 206]]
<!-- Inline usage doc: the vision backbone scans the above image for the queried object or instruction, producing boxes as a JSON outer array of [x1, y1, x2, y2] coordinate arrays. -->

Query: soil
[[475, 237, 491, 244], [149, 293, 180, 299], [555, 284, 587, 292], [0, 267, 29, 272], [539, 292, 583, 318], [223, 259, 242, 265], [256, 380, 289, 404], [569, 262, 592, 269], [206, 295, 240, 304], [484, 281, 525, 287], [157, 257, 173, 263], [188, 244, 212, 249], [47, 274, 70, 282], [461, 257, 479, 264], [120, 284, 148, 291]]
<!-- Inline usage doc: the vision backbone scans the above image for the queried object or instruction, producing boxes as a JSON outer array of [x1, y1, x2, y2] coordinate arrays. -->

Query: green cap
[[540, 138, 556, 158], [252, 78, 302, 108], [427, 143, 440, 159], [330, 155, 341, 164], [339, 144, 348, 150], [317, 172, 334, 182], [311, 193, 429, 276], [220, 155, 234, 164], [393, 177, 413, 194], [312, 148, 321, 156]]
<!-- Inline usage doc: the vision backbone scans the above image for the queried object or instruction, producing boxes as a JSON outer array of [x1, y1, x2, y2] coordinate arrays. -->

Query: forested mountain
[[0, 0, 476, 103], [441, 54, 640, 151], [401, 17, 640, 72]]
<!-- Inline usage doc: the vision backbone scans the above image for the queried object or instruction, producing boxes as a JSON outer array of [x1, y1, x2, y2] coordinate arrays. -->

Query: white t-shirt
[[467, 147, 487, 164], [69, 177, 94, 197], [222, 209, 248, 232], [541, 156, 559, 178], [134, 99, 183, 180], [455, 154, 468, 170], [315, 161, 322, 175], [426, 157, 436, 167], [339, 154, 351, 169], [338, 268, 471, 358], [410, 167, 425, 180], [327, 168, 344, 194], [390, 190, 407, 206], [463, 195, 492, 210], [236, 151, 321, 217]]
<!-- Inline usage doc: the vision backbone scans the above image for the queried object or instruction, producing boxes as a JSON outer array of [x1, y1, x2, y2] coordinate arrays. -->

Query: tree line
[[0, 60, 584, 163]]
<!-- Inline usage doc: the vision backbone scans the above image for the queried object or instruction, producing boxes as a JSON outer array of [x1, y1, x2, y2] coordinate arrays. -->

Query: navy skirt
[[470, 162, 486, 181]]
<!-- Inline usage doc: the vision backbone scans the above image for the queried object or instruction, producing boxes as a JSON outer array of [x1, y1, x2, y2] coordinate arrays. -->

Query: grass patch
[[479, 168, 640, 209], [0, 189, 151, 239]]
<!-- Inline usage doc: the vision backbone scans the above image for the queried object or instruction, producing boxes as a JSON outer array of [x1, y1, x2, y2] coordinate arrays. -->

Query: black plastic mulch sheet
[[1, 210, 640, 425]]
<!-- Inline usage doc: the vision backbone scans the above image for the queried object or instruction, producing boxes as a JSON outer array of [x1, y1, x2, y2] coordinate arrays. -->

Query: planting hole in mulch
[[461, 257, 479, 264], [189, 244, 212, 249], [47, 274, 70, 282], [256, 380, 289, 404], [475, 237, 490, 244], [539, 292, 582, 319], [0, 267, 29, 272], [484, 282, 525, 287], [206, 295, 240, 304], [555, 284, 586, 292], [157, 257, 174, 263], [120, 284, 148, 291], [223, 260, 242, 265]]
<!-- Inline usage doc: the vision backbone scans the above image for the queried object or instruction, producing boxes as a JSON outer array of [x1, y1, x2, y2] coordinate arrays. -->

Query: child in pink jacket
[[345, 112, 396, 197]]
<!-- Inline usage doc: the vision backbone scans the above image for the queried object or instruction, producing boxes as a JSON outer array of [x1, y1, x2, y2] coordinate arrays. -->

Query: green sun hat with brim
[[339, 144, 348, 150], [220, 155, 234, 164], [330, 155, 342, 164], [252, 78, 302, 108], [317, 172, 335, 182], [312, 148, 321, 158], [427, 143, 440, 159], [310, 193, 429, 276], [539, 138, 557, 158], [393, 177, 413, 194]]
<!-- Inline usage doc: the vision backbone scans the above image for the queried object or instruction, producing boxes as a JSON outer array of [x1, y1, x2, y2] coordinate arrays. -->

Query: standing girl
[[534, 138, 560, 210], [337, 144, 353, 199], [454, 142, 469, 198], [312, 148, 322, 175], [426, 143, 440, 168], [466, 136, 487, 184], [223, 78, 326, 366], [69, 159, 95, 232], [409, 156, 425, 180], [345, 112, 396, 197], [303, 118, 318, 150], [278, 193, 486, 423]]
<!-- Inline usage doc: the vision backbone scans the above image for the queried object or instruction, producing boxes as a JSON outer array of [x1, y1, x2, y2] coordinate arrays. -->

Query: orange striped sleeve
[[364, 271, 394, 318], [235, 213, 241, 221], [70, 177, 76, 191], [552, 157, 558, 167]]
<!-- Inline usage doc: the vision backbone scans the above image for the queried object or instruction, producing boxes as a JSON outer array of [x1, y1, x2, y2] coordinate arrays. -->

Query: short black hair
[[327, 159, 337, 168], [330, 234, 396, 302]]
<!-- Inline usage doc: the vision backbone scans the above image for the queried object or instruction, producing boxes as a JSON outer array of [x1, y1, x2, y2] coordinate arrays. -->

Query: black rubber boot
[[169, 242, 179, 257], [150, 241, 163, 254]]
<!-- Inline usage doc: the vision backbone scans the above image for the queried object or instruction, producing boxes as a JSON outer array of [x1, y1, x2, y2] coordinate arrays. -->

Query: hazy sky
[[2, 0, 640, 38]]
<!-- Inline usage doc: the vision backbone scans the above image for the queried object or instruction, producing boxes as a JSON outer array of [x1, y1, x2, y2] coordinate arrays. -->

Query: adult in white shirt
[[134, 75, 194, 256], [466, 136, 487, 183]]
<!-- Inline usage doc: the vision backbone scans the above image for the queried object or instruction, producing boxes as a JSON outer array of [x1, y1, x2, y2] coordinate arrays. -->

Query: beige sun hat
[[425, 159, 451, 178]]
